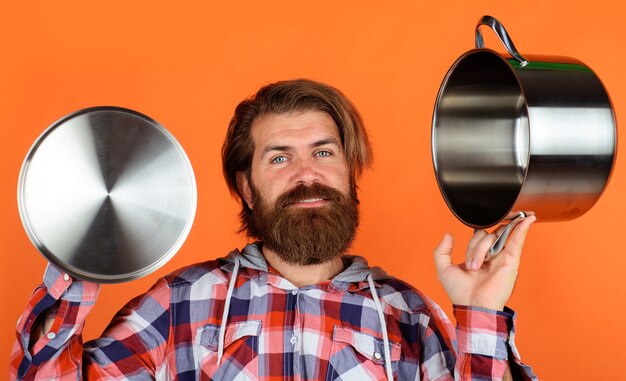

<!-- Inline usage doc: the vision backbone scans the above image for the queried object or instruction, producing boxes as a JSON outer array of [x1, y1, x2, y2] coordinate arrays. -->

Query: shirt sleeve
[[417, 300, 538, 381], [10, 264, 172, 380], [451, 305, 538, 380], [10, 263, 102, 379]]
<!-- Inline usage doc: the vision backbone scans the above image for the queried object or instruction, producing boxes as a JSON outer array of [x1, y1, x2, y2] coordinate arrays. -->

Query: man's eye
[[316, 150, 332, 157], [271, 156, 288, 164]]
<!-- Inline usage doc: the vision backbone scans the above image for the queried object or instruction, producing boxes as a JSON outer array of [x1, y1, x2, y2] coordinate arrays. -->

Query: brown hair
[[222, 78, 373, 236]]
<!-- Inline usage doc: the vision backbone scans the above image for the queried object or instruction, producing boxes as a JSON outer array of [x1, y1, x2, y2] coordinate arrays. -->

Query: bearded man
[[11, 79, 538, 380]]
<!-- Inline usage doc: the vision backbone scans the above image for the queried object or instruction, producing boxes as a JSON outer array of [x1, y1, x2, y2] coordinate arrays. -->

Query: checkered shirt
[[11, 244, 538, 380]]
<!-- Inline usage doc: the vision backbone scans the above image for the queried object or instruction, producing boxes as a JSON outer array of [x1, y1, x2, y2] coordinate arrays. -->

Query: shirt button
[[46, 332, 56, 339], [291, 289, 298, 295], [63, 273, 70, 281], [374, 352, 382, 360], [290, 336, 298, 345]]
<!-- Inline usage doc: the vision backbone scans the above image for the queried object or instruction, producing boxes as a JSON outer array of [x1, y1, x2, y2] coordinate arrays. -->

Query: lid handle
[[475, 15, 529, 66]]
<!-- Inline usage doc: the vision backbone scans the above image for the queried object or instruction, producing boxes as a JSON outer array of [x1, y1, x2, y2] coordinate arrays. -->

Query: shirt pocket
[[326, 325, 402, 381], [195, 320, 262, 380]]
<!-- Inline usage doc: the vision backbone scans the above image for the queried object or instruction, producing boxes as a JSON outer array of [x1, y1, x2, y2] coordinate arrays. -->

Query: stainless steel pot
[[432, 16, 617, 256], [18, 106, 197, 283]]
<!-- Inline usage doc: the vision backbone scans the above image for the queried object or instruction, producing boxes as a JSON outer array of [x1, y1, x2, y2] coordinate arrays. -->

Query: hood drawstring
[[367, 274, 394, 381], [217, 257, 240, 365]]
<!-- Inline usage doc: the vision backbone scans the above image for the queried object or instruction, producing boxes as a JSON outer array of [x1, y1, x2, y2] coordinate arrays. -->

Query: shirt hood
[[221, 241, 390, 285]]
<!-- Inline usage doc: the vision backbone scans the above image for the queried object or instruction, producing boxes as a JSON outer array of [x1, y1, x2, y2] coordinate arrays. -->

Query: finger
[[466, 230, 487, 267], [433, 233, 455, 275], [502, 215, 537, 263], [467, 231, 498, 270]]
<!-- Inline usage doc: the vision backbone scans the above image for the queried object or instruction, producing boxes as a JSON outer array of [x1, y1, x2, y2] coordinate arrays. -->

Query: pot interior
[[432, 50, 529, 228]]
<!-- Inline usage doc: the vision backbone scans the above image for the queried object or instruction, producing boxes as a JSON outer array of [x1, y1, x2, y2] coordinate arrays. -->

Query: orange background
[[1, 1, 625, 379]]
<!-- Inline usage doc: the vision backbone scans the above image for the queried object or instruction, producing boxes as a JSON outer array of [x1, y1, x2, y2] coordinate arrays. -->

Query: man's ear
[[236, 171, 253, 210]]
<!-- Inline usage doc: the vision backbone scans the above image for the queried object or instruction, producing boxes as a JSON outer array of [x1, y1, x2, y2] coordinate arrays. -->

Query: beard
[[251, 182, 359, 266]]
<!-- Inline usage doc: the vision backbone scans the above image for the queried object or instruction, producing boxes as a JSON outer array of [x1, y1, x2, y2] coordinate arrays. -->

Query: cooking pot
[[432, 16, 616, 256], [18, 106, 197, 283]]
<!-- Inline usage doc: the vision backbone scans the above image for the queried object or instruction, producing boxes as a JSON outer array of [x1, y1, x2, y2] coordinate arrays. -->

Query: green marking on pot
[[507, 59, 592, 73]]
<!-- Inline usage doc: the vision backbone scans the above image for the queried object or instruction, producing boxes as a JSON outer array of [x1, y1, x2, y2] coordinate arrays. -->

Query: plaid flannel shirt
[[11, 243, 537, 380]]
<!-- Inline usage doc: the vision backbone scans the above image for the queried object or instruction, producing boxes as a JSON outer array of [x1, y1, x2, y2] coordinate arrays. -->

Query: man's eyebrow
[[260, 138, 341, 157], [261, 144, 291, 157], [311, 137, 340, 148]]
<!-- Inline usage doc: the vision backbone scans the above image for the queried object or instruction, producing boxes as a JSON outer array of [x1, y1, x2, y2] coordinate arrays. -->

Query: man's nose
[[293, 157, 320, 185]]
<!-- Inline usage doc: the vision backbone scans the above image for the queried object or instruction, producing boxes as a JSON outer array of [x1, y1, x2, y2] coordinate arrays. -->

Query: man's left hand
[[433, 216, 536, 311]]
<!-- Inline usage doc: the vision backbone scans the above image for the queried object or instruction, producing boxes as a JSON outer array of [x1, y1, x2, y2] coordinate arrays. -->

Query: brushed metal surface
[[432, 17, 616, 230], [18, 107, 197, 283]]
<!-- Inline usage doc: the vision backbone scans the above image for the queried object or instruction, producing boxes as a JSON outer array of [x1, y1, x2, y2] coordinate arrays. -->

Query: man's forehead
[[250, 111, 341, 148]]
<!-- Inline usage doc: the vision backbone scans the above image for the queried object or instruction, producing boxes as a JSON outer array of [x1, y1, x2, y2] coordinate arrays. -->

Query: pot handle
[[483, 212, 528, 260], [475, 15, 529, 67]]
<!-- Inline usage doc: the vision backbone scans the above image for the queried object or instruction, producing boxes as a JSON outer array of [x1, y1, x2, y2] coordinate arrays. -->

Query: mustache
[[277, 183, 345, 208]]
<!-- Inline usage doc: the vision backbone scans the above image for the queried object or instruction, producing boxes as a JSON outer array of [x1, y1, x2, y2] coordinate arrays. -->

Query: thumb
[[433, 233, 454, 274]]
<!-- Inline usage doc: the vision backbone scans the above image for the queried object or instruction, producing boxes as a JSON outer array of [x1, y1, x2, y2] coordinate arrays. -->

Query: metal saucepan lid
[[18, 106, 197, 283]]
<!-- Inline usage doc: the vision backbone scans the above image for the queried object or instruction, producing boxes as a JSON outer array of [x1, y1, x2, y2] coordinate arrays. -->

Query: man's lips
[[287, 198, 329, 208]]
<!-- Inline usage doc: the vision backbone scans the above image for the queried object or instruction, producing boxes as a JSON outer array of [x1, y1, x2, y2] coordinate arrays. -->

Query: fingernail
[[466, 260, 474, 270]]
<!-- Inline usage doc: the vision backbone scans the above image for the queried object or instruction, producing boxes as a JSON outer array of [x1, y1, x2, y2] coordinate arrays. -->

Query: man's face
[[237, 110, 358, 265]]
